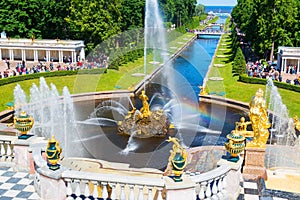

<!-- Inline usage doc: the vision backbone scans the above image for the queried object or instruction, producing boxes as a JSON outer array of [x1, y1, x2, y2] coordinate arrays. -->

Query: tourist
[[5, 58, 10, 69]]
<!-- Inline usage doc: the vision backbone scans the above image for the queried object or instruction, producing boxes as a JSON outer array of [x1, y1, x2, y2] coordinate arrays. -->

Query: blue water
[[172, 37, 220, 99], [205, 6, 234, 13]]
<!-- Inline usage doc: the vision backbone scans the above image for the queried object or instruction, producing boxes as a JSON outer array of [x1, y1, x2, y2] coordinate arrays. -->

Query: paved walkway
[[1, 164, 300, 200], [0, 167, 39, 200]]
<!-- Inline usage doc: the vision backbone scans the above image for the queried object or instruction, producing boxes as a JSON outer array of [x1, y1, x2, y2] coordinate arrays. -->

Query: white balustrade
[[62, 170, 165, 200], [190, 165, 230, 200], [0, 137, 15, 162]]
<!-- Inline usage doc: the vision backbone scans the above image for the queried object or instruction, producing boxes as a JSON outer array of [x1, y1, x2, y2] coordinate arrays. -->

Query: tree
[[160, 0, 196, 27], [194, 4, 205, 16], [66, 0, 122, 51], [0, 0, 70, 39], [120, 0, 144, 31], [232, 0, 298, 61], [232, 47, 246, 76]]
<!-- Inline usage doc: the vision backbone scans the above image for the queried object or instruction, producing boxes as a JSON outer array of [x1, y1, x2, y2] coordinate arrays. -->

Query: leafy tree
[[160, 0, 196, 27], [66, 0, 122, 51], [120, 0, 144, 31], [0, 0, 69, 39], [232, 0, 298, 61], [194, 4, 205, 16]]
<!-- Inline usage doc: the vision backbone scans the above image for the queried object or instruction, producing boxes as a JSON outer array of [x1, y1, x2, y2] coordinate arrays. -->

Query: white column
[[71, 51, 75, 63], [73, 51, 76, 63], [0, 48, 2, 61], [281, 58, 284, 73], [80, 47, 85, 61], [21, 49, 26, 61], [34, 50, 38, 62], [284, 59, 287, 73], [59, 50, 63, 63], [46, 50, 50, 62], [9, 49, 14, 61]]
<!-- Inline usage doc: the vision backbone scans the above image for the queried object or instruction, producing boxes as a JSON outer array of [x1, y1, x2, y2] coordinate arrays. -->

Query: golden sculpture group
[[225, 88, 271, 160], [118, 90, 170, 137], [247, 88, 271, 148]]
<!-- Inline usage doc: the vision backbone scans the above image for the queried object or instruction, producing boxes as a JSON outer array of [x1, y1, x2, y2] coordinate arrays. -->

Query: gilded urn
[[14, 111, 34, 139], [46, 135, 62, 170], [171, 152, 187, 182], [224, 132, 245, 162]]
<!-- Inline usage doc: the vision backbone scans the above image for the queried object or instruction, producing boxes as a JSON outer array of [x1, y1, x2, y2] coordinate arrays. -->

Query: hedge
[[0, 68, 107, 87], [238, 74, 300, 92]]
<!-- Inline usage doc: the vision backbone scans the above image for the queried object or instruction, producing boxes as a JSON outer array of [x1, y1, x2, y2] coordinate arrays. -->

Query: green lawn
[[2, 25, 299, 118], [206, 34, 300, 117], [0, 32, 195, 111]]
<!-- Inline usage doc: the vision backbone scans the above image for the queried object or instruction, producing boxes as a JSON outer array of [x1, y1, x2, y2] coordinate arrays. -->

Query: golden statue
[[293, 116, 300, 131], [247, 88, 270, 148], [164, 137, 187, 182], [233, 117, 253, 137], [138, 90, 151, 119], [199, 86, 208, 95]]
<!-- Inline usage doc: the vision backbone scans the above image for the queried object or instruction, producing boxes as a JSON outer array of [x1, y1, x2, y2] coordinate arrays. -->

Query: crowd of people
[[0, 55, 108, 79], [246, 60, 300, 85]]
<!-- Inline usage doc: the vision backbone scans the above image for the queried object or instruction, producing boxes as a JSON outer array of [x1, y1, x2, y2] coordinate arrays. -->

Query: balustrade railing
[[62, 170, 165, 200], [0, 136, 16, 163], [188, 165, 230, 200]]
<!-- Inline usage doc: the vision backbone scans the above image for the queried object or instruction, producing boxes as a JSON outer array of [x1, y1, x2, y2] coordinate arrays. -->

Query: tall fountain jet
[[143, 0, 168, 91]]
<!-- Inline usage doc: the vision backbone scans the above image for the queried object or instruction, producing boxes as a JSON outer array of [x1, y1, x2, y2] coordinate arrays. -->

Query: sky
[[197, 0, 237, 6]]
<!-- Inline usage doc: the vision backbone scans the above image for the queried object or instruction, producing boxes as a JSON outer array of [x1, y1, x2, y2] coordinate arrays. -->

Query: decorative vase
[[46, 135, 62, 170], [224, 132, 245, 162], [171, 152, 186, 182], [14, 111, 34, 139]]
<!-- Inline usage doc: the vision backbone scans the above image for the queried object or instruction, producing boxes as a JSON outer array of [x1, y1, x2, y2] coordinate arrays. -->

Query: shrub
[[0, 68, 107, 86], [238, 75, 300, 92]]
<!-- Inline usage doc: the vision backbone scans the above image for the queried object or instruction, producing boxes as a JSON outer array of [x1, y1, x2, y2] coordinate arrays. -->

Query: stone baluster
[[102, 182, 109, 199], [205, 180, 212, 198], [65, 178, 73, 200], [129, 185, 135, 200], [120, 184, 126, 200], [0, 141, 5, 161], [138, 185, 144, 200], [147, 187, 153, 200], [156, 187, 164, 200], [194, 183, 200, 198], [92, 181, 99, 199], [217, 176, 224, 199], [110, 183, 117, 200], [5, 141, 13, 161], [198, 182, 207, 200], [221, 174, 227, 197], [74, 179, 81, 200], [211, 178, 219, 199], [83, 180, 91, 200]]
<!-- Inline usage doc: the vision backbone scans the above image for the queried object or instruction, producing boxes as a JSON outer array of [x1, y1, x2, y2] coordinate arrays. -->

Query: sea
[[204, 6, 234, 13]]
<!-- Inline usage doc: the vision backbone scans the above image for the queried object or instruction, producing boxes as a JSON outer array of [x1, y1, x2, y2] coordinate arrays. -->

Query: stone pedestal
[[37, 166, 67, 200], [218, 157, 243, 200], [243, 147, 267, 180], [164, 176, 196, 200], [13, 136, 47, 173]]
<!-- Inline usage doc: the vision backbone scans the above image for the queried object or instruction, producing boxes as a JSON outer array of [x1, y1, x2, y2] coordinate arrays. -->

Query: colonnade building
[[277, 46, 300, 74], [0, 31, 85, 63]]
